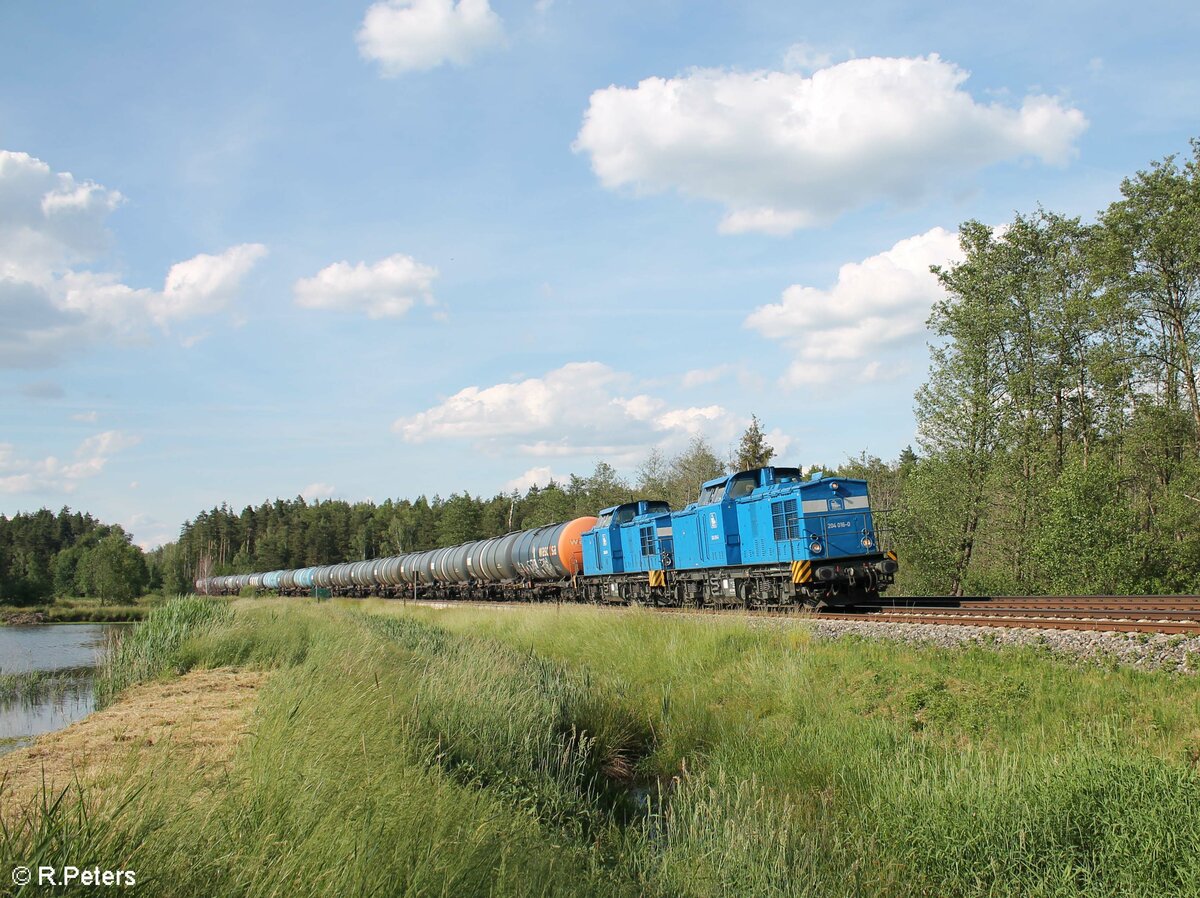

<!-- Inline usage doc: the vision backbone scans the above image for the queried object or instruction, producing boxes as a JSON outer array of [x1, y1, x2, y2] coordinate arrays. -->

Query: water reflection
[[0, 624, 118, 674], [0, 624, 126, 755]]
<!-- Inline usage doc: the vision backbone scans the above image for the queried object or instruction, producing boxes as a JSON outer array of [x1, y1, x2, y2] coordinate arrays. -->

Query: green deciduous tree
[[919, 221, 1010, 595], [75, 531, 148, 605], [1099, 140, 1200, 439], [1032, 461, 1140, 595]]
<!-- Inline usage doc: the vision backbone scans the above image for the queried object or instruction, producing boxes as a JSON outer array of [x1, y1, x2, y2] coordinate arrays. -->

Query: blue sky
[[2, 0, 1197, 547]]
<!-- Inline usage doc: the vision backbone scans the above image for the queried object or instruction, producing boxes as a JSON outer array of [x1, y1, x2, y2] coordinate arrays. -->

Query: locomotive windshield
[[727, 472, 757, 499], [773, 467, 801, 483]]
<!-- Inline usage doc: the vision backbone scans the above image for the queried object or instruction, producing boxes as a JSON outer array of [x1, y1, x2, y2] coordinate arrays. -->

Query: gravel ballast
[[786, 617, 1200, 673]]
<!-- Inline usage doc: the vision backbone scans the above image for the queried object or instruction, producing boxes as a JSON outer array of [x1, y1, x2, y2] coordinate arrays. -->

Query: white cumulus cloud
[[293, 253, 438, 318], [393, 361, 743, 463], [301, 482, 337, 501], [0, 150, 267, 366], [574, 55, 1087, 234], [152, 243, 269, 324], [0, 430, 141, 494], [357, 0, 504, 75], [502, 466, 567, 493], [745, 227, 963, 385]]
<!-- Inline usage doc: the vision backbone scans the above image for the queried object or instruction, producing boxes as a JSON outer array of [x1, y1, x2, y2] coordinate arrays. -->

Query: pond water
[[0, 624, 127, 755]]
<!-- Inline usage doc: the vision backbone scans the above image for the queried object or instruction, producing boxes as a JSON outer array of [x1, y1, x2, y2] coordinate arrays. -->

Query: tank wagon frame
[[197, 467, 897, 610]]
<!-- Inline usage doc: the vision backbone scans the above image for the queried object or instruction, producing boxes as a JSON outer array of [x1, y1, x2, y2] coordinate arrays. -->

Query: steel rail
[[858, 607, 1200, 621], [815, 612, 1200, 635]]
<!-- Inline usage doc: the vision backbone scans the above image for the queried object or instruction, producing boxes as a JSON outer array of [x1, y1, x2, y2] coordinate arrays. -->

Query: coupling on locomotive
[[197, 466, 897, 609]]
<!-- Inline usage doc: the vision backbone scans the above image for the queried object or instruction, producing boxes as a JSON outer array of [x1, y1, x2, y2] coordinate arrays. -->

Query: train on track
[[196, 466, 897, 609]]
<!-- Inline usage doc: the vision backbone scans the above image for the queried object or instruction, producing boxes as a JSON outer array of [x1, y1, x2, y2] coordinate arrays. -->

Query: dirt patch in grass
[[0, 667, 267, 817]]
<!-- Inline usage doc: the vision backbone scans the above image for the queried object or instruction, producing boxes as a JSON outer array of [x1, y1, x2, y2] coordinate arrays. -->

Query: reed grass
[[93, 595, 232, 707], [0, 669, 97, 715]]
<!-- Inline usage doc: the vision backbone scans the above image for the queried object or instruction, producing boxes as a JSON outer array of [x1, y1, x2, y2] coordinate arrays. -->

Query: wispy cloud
[[0, 430, 141, 494], [0, 150, 267, 367]]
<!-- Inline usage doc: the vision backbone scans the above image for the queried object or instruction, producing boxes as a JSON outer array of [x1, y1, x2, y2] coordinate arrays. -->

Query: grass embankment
[[0, 594, 167, 624], [3, 597, 1199, 897]]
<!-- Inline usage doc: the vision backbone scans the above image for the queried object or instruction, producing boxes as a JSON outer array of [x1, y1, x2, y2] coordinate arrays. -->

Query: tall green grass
[[4, 598, 1199, 897], [4, 601, 641, 898], [93, 595, 232, 707], [377, 602, 1200, 897]]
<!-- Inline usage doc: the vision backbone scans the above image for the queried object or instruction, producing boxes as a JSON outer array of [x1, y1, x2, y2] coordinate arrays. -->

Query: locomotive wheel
[[736, 579, 755, 609], [673, 582, 689, 607]]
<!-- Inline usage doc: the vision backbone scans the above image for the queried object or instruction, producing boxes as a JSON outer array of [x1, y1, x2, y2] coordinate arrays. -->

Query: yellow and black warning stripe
[[885, 550, 897, 561], [648, 570, 666, 588], [791, 560, 812, 584]]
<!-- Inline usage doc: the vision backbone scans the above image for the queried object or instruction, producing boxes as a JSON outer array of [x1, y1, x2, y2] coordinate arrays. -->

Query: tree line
[[0, 508, 150, 606]]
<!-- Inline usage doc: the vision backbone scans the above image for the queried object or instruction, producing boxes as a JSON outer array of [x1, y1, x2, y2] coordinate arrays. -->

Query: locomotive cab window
[[773, 467, 801, 484], [728, 472, 758, 500], [614, 506, 636, 525]]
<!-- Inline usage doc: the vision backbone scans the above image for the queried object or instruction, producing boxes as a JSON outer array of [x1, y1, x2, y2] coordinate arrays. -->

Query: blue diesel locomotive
[[579, 466, 895, 607], [197, 466, 896, 608]]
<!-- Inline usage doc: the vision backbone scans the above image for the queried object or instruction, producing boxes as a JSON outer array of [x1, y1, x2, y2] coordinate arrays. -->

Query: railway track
[[397, 594, 1200, 636], [845, 595, 1200, 634]]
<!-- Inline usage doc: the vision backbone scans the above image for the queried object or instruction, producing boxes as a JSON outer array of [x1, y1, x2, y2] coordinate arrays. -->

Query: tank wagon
[[197, 516, 597, 602], [196, 467, 897, 609]]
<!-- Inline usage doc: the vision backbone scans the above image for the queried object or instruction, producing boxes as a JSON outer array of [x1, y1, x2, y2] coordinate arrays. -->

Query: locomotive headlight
[[810, 541, 824, 554], [861, 536, 874, 549], [829, 481, 840, 491]]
